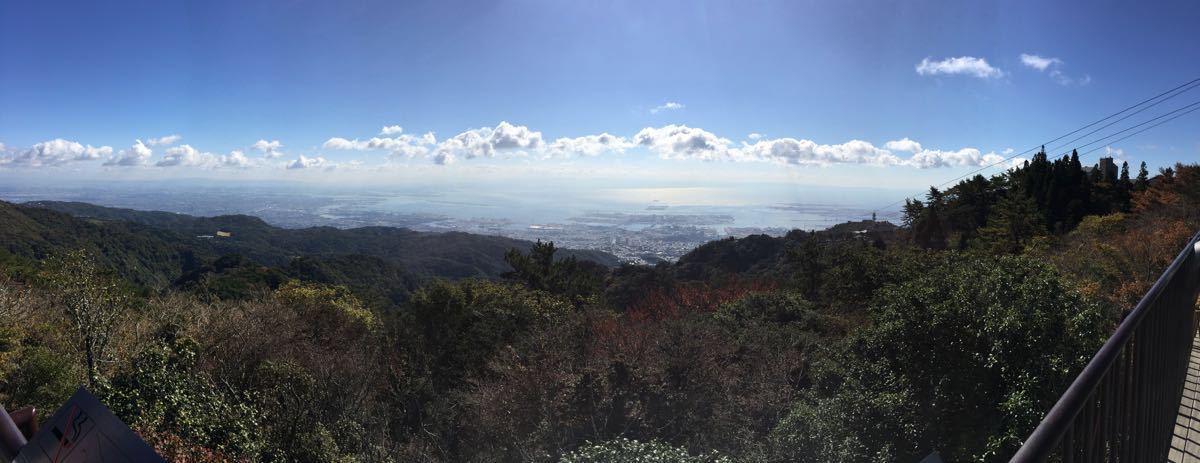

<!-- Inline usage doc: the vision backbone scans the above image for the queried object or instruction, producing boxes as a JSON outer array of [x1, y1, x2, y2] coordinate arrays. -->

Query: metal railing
[[1010, 232, 1200, 462]]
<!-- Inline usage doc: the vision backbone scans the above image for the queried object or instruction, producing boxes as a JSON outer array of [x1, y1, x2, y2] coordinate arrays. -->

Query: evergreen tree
[[1116, 161, 1133, 212], [503, 241, 604, 302], [902, 198, 925, 229], [1135, 161, 1150, 191], [977, 194, 1044, 254], [944, 175, 995, 247], [913, 188, 948, 250], [914, 206, 948, 250]]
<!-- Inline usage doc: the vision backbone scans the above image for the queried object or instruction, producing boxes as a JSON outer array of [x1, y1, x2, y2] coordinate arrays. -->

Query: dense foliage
[[0, 157, 1197, 462]]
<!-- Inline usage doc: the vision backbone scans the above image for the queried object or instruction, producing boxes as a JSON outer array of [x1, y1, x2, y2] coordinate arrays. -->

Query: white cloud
[[915, 56, 1003, 79], [741, 138, 903, 166], [884, 138, 923, 153], [431, 121, 543, 164], [330, 122, 1015, 170], [324, 131, 437, 159], [146, 134, 182, 147], [905, 148, 1006, 169], [1020, 53, 1088, 86], [740, 139, 1007, 169], [1049, 69, 1090, 86], [546, 133, 633, 158], [157, 144, 207, 167], [323, 137, 360, 150], [650, 101, 685, 114], [104, 140, 154, 166], [287, 155, 329, 170], [1019, 54, 1061, 71], [3, 139, 113, 167], [633, 125, 740, 161], [224, 150, 251, 168], [379, 125, 404, 135], [633, 126, 1006, 170], [252, 139, 284, 158], [179, 122, 1024, 172], [156, 144, 248, 168], [489, 121, 542, 150]]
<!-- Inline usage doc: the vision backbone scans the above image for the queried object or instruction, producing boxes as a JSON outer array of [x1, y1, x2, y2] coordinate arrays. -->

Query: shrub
[[560, 438, 730, 463], [104, 336, 262, 458]]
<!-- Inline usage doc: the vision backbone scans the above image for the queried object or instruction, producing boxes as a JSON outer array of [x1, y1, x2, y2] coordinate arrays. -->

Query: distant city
[[0, 183, 889, 265]]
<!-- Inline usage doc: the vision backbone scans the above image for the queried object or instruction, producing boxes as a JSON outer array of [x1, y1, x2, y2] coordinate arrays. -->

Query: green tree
[[44, 249, 130, 387], [977, 194, 1045, 254], [1135, 161, 1150, 191], [403, 280, 570, 393], [504, 241, 605, 302], [913, 205, 948, 249], [909, 188, 948, 249], [771, 254, 1108, 462], [902, 198, 925, 229]]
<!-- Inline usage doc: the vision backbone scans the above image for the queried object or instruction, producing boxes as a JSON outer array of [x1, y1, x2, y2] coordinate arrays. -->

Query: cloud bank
[[2, 124, 1017, 173]]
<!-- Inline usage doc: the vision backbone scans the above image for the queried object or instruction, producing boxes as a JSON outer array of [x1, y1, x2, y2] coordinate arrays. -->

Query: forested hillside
[[0, 200, 618, 288], [0, 153, 1197, 462]]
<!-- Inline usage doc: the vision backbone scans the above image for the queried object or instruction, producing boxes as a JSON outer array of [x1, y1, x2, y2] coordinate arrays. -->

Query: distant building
[[1097, 157, 1118, 182], [215, 230, 232, 238]]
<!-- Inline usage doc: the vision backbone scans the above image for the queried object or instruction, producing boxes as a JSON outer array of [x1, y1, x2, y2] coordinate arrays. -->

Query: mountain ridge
[[3, 200, 619, 287]]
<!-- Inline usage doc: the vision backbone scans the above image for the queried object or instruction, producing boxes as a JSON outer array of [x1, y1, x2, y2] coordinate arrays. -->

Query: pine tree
[[977, 194, 1044, 254], [1135, 161, 1150, 191], [914, 206, 948, 250], [902, 198, 925, 229], [1116, 161, 1134, 211]]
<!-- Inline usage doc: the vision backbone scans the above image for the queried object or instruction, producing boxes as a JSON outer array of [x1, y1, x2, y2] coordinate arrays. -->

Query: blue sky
[[1, 0, 1199, 196]]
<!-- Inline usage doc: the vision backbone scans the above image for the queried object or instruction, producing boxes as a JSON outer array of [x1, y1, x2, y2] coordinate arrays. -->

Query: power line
[[1047, 80, 1200, 153], [870, 76, 1200, 218], [1050, 98, 1200, 158], [1078, 104, 1200, 157]]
